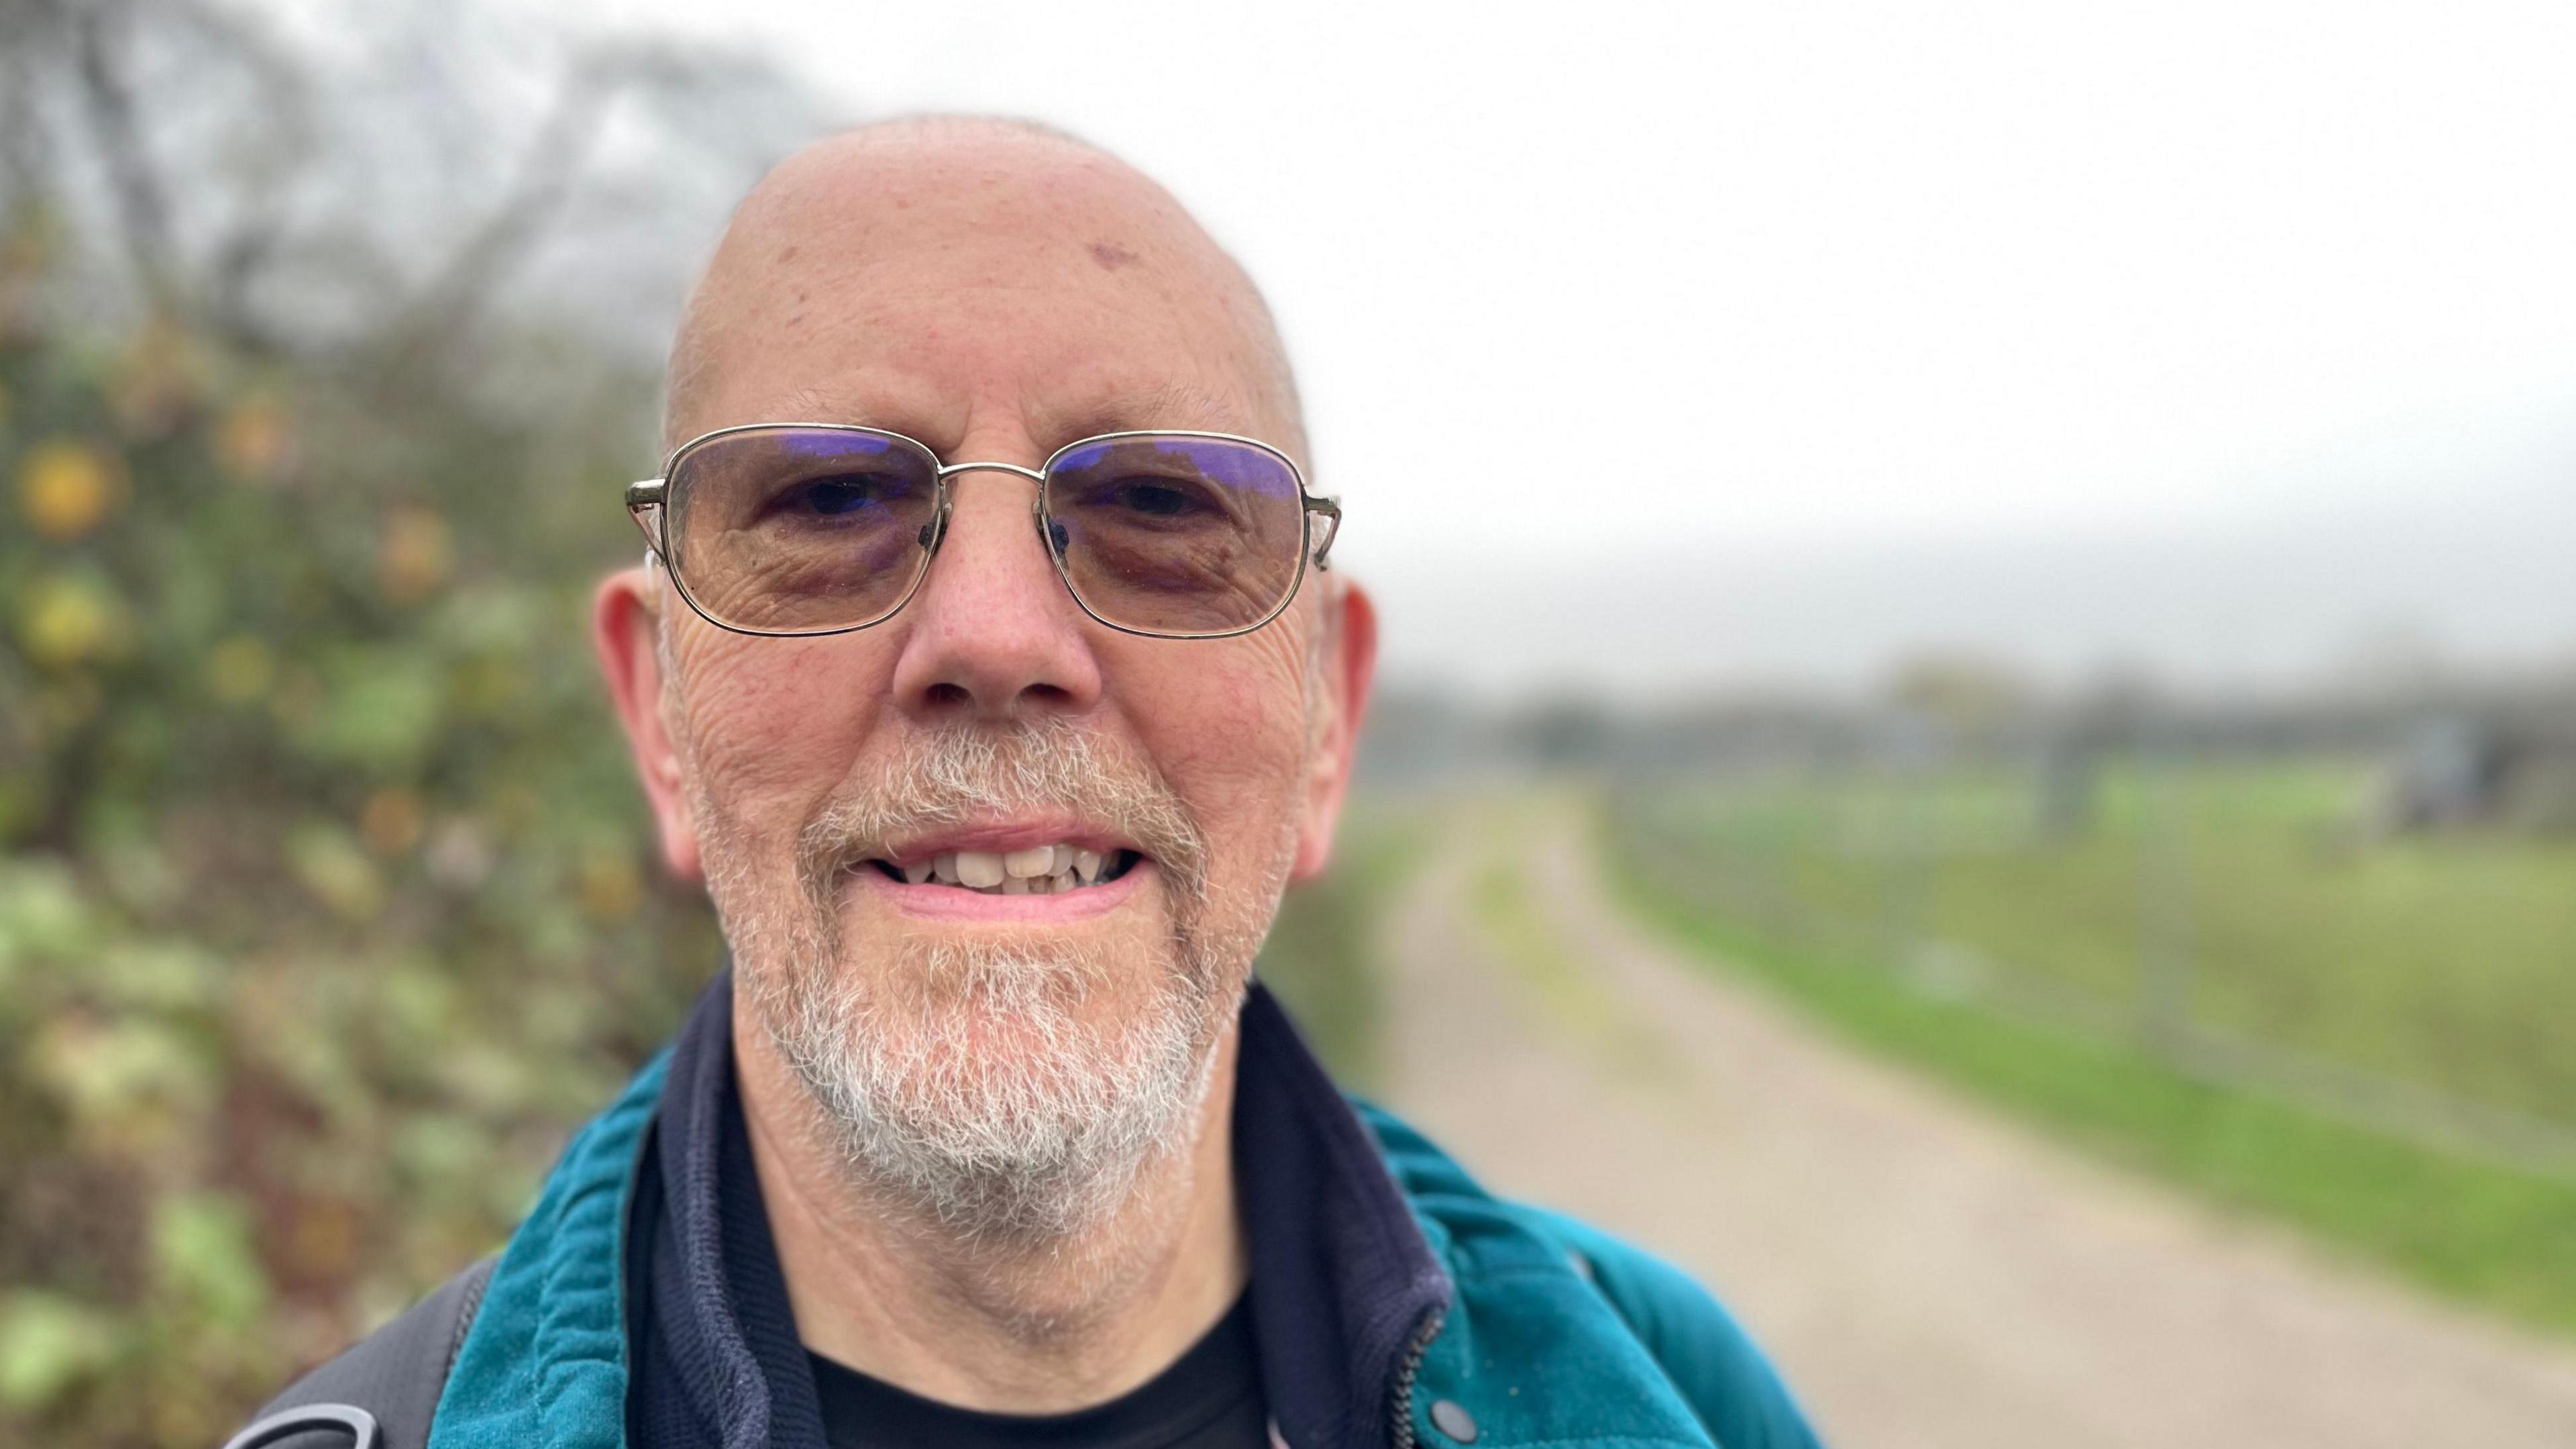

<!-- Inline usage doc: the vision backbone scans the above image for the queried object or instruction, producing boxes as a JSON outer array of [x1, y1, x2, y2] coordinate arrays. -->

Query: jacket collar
[[1232, 983, 1453, 1448], [636, 971, 1452, 1449]]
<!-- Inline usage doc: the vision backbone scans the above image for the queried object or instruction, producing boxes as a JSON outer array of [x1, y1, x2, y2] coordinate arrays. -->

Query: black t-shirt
[[808, 1291, 1270, 1449]]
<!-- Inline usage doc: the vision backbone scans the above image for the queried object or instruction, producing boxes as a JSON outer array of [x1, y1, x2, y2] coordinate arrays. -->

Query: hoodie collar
[[633, 972, 1451, 1449]]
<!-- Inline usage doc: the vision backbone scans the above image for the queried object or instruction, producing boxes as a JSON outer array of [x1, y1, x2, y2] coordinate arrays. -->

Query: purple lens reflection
[[1043, 433, 1306, 635], [666, 427, 940, 633], [779, 431, 902, 464], [1053, 437, 1299, 499]]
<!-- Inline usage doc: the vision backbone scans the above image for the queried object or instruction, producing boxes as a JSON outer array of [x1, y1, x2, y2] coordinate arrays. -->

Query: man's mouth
[[863, 844, 1146, 897]]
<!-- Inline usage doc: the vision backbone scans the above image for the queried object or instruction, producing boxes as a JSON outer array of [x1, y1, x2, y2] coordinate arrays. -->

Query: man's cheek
[[679, 657, 871, 831], [1169, 711, 1307, 906], [1157, 650, 1309, 786]]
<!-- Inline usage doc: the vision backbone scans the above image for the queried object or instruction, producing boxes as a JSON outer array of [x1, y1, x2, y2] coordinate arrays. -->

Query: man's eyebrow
[[751, 386, 959, 453], [771, 385, 877, 426], [1051, 384, 1254, 440]]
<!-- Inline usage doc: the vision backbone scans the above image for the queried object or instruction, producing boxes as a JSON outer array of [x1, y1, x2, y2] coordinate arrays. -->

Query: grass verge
[[1602, 809, 2576, 1342]]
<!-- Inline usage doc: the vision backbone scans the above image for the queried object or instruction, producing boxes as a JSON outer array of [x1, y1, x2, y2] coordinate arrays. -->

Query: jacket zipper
[[1387, 1307, 1446, 1449]]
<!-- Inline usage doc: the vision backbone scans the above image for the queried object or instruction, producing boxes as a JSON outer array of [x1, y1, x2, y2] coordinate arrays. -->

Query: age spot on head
[[1089, 241, 1140, 271]]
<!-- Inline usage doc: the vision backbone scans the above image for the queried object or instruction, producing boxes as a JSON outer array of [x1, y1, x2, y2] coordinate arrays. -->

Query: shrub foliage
[[0, 47, 792, 1440]]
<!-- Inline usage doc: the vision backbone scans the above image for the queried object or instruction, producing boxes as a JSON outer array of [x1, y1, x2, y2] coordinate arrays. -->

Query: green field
[[1615, 761, 2576, 1128], [1606, 763, 2576, 1338]]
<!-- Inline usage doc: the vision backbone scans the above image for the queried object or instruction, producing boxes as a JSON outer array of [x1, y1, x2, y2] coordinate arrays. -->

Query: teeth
[[895, 844, 1125, 894]]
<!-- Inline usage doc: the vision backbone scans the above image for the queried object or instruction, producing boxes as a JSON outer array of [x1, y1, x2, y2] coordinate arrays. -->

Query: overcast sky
[[288, 0, 2576, 696]]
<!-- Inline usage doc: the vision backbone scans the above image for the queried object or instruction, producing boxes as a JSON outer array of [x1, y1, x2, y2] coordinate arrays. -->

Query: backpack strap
[[219, 1257, 497, 1449]]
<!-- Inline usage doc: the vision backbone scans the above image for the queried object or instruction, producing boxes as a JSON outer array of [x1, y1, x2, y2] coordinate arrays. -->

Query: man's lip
[[864, 820, 1142, 871], [851, 856, 1153, 922]]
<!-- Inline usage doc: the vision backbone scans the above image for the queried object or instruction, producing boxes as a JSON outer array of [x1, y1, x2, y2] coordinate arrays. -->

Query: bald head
[[663, 117, 1305, 461]]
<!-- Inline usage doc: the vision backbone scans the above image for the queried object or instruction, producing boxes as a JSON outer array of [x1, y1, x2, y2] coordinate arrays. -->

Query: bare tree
[[3, 0, 830, 373]]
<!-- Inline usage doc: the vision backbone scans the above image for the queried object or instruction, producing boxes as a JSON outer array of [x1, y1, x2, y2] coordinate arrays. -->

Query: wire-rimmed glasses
[[625, 424, 1341, 640]]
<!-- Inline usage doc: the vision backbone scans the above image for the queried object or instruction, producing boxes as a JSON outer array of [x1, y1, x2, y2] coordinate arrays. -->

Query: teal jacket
[[374, 983, 1821, 1448]]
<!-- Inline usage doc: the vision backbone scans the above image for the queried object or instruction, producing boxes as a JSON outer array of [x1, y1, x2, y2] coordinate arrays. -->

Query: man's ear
[[1290, 580, 1379, 882], [594, 565, 704, 883]]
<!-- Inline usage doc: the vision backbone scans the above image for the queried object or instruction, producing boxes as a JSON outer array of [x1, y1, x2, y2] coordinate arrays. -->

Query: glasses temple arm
[[626, 478, 667, 558], [1305, 494, 1342, 569]]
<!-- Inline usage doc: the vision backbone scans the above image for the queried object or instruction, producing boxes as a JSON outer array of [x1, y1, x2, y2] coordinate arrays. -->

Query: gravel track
[[1374, 803, 2576, 1448]]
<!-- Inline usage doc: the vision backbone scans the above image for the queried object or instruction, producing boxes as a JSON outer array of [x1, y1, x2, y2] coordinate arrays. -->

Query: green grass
[[1470, 854, 1623, 1043], [1621, 762, 2576, 1126], [1252, 799, 1426, 1093], [1466, 846, 1685, 1090], [1605, 779, 2576, 1340]]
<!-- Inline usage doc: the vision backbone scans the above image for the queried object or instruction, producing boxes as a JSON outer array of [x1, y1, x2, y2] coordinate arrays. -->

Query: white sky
[[285, 0, 2576, 693]]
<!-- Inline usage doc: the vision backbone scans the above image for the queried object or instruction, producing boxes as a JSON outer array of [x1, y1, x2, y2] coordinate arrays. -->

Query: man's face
[[597, 134, 1370, 1236]]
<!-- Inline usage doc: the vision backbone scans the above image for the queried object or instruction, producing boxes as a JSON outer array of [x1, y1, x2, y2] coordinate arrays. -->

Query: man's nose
[[885, 460, 1104, 722]]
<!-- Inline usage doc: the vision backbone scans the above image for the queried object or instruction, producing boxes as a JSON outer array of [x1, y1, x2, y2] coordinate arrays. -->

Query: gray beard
[[753, 933, 1228, 1245], [697, 720, 1265, 1246]]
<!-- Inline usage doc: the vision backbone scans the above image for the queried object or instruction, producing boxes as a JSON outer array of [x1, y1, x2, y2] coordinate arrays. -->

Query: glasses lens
[[1043, 435, 1307, 636], [665, 428, 941, 633]]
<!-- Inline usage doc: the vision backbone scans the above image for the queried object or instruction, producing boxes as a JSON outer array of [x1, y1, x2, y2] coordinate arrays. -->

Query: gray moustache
[[790, 724, 1210, 906]]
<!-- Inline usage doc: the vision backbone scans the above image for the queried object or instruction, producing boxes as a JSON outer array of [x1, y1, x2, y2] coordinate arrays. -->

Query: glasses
[[625, 424, 1342, 640]]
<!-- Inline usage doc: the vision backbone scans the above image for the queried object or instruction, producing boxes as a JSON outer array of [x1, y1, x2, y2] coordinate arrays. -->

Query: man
[[229, 118, 1820, 1449]]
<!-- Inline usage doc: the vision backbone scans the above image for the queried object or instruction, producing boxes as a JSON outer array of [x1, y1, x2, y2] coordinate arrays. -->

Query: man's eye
[[786, 474, 903, 517], [1107, 478, 1204, 517]]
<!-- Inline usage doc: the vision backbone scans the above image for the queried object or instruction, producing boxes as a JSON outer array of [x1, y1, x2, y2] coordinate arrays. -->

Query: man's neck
[[731, 1005, 1248, 1415]]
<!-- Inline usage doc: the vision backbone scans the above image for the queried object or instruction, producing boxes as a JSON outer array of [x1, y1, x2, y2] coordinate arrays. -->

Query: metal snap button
[[1428, 1398, 1479, 1443]]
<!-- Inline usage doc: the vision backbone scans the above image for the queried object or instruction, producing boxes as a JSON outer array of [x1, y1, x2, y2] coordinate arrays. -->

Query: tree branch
[[70, 0, 182, 315]]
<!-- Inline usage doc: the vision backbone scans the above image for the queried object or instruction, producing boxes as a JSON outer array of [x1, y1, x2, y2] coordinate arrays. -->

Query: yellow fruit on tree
[[19, 439, 124, 541], [20, 575, 125, 667]]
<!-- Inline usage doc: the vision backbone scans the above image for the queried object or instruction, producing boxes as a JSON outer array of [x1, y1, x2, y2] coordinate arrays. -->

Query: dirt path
[[1375, 799, 2576, 1448]]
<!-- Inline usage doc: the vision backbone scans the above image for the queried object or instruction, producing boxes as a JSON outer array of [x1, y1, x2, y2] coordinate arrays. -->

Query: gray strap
[[221, 1404, 379, 1449], [221, 1258, 496, 1449]]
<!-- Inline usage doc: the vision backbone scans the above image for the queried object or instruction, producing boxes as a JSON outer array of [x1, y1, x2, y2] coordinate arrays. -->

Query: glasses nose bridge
[[923, 454, 1064, 582], [932, 458, 1050, 531], [936, 458, 1047, 488]]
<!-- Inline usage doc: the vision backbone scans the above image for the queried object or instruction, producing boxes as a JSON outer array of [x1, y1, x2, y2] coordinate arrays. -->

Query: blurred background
[[3, 1, 2573, 1444]]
